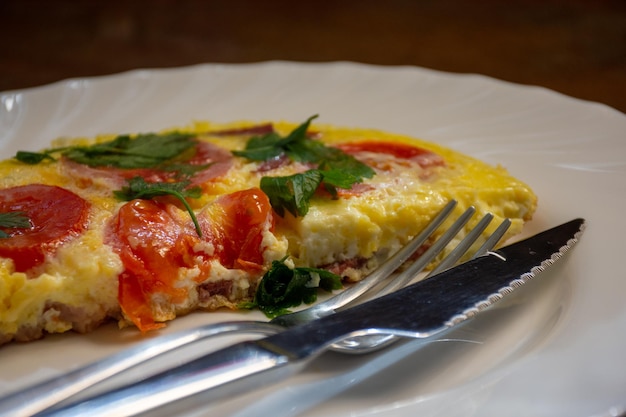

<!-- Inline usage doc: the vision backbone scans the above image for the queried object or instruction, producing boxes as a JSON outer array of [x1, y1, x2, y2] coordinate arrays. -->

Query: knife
[[38, 218, 585, 417]]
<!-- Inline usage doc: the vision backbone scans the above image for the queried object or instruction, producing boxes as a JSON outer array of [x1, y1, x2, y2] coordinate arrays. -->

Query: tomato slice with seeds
[[0, 184, 90, 272], [199, 188, 274, 270], [108, 199, 200, 331], [107, 188, 274, 331]]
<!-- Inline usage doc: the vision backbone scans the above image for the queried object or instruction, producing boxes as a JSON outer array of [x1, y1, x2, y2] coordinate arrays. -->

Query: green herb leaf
[[114, 177, 203, 237], [233, 115, 376, 217], [283, 132, 336, 163], [318, 169, 359, 189], [64, 132, 197, 168], [232, 115, 318, 161], [320, 152, 375, 180], [15, 151, 56, 164], [161, 162, 213, 180], [15, 132, 198, 169], [243, 258, 342, 318], [231, 132, 286, 161], [0, 211, 31, 238], [260, 170, 323, 217], [296, 266, 344, 292]]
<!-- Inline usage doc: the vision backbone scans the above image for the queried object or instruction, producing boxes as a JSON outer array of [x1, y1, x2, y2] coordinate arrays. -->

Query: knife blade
[[39, 218, 585, 417]]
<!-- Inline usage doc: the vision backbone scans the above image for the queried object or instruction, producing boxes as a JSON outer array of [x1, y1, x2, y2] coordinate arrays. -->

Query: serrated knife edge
[[446, 220, 586, 327]]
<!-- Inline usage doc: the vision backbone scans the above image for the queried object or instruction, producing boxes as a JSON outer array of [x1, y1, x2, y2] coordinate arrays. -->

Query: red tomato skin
[[0, 184, 90, 272], [107, 199, 199, 331], [200, 188, 274, 270], [108, 188, 274, 331]]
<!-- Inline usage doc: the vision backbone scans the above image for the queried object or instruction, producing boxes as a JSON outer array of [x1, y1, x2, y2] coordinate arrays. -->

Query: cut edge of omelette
[[0, 117, 537, 344]]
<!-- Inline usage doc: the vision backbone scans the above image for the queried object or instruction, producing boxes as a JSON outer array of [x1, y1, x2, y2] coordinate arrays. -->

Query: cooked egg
[[0, 119, 536, 343]]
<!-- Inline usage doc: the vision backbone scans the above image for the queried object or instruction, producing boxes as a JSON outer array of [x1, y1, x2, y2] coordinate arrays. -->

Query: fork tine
[[373, 205, 477, 296], [472, 218, 511, 258], [316, 199, 457, 312], [329, 213, 512, 353], [429, 216, 511, 275], [427, 213, 494, 276]]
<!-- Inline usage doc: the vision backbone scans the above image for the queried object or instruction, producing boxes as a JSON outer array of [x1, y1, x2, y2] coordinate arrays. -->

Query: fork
[[0, 200, 511, 417]]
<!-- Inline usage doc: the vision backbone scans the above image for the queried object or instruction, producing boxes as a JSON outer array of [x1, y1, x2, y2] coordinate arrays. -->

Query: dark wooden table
[[1, 0, 625, 113]]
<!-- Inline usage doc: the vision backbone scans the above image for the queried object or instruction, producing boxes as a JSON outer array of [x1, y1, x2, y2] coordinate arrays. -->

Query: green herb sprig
[[114, 177, 203, 237], [14, 151, 58, 164], [15, 132, 197, 169], [0, 211, 31, 238], [241, 257, 342, 317], [233, 115, 375, 217]]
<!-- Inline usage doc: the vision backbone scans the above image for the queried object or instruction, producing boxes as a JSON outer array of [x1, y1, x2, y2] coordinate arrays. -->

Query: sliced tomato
[[107, 188, 274, 331], [199, 188, 274, 270], [107, 199, 201, 331], [0, 184, 90, 272], [336, 141, 445, 169]]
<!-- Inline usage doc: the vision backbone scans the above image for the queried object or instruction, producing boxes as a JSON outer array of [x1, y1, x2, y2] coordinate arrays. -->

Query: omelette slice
[[0, 116, 536, 344]]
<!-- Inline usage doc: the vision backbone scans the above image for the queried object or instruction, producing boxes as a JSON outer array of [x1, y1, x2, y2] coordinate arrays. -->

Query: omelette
[[0, 116, 536, 344]]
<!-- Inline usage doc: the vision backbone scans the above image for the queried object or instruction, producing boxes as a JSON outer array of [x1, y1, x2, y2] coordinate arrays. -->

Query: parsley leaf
[[260, 170, 323, 217], [14, 132, 197, 169], [242, 258, 342, 318], [231, 132, 287, 161], [232, 115, 318, 161], [233, 115, 376, 217], [64, 132, 197, 168], [15, 151, 56, 164], [0, 211, 31, 238], [114, 177, 203, 237]]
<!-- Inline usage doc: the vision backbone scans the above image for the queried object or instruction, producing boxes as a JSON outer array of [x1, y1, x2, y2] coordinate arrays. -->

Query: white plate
[[1, 62, 625, 417]]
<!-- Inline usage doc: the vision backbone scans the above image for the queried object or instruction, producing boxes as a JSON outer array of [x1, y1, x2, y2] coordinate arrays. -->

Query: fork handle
[[39, 341, 301, 417], [0, 321, 282, 417]]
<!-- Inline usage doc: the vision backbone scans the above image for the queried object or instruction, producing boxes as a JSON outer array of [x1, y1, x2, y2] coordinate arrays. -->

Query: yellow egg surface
[[0, 117, 536, 344]]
